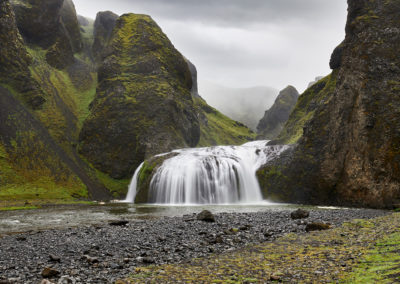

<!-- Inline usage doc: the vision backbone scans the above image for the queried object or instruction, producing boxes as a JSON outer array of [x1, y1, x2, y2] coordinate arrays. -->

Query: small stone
[[41, 267, 60, 278], [196, 210, 215, 222], [49, 254, 61, 262], [58, 276, 76, 284], [109, 220, 129, 226], [82, 255, 99, 264], [305, 222, 331, 232], [290, 209, 310, 220], [16, 236, 26, 241], [142, 257, 155, 264], [270, 274, 281, 281], [40, 280, 54, 284]]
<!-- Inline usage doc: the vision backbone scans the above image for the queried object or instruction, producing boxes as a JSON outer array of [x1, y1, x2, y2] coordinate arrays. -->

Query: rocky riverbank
[[0, 208, 388, 283]]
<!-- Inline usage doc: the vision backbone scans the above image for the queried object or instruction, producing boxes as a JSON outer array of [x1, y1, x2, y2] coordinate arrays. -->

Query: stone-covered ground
[[0, 208, 388, 283], [122, 212, 400, 283]]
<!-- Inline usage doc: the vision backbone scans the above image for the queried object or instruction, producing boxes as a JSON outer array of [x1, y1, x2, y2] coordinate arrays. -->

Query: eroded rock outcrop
[[79, 14, 200, 179], [92, 11, 118, 62], [257, 86, 299, 140], [0, 0, 44, 108], [11, 0, 78, 69], [258, 0, 400, 208]]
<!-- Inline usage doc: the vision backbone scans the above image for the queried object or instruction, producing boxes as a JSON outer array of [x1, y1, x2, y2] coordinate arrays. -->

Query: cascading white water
[[124, 141, 289, 205], [123, 162, 144, 203]]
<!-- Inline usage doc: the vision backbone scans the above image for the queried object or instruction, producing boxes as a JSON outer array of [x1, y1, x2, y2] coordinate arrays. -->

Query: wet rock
[[306, 222, 331, 232], [142, 257, 155, 264], [291, 209, 310, 220], [41, 267, 60, 278], [109, 220, 129, 226], [197, 210, 215, 222]]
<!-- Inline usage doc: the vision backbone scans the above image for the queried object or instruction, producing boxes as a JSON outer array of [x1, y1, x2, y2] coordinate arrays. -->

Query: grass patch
[[275, 71, 337, 144], [343, 231, 400, 283], [195, 98, 255, 147], [0, 206, 39, 211]]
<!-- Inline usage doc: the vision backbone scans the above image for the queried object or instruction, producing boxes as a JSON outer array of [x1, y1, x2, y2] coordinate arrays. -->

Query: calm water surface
[[0, 202, 344, 235]]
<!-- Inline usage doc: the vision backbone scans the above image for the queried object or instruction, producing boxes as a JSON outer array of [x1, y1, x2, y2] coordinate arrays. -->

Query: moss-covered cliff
[[257, 86, 299, 140], [0, 0, 254, 203], [258, 0, 400, 209], [271, 74, 337, 145]]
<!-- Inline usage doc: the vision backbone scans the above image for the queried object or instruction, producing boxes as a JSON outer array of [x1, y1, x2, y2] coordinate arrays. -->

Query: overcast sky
[[73, 0, 348, 93]]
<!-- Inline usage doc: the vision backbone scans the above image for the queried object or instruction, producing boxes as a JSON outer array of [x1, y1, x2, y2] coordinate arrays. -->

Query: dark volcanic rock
[[79, 14, 200, 178], [41, 267, 60, 278], [92, 11, 118, 62], [259, 0, 400, 209], [11, 0, 77, 69], [197, 210, 216, 222], [305, 222, 331, 232], [0, 0, 45, 109], [257, 86, 299, 140], [186, 59, 200, 98], [329, 43, 344, 69], [109, 220, 129, 226], [290, 209, 310, 220], [60, 0, 83, 52]]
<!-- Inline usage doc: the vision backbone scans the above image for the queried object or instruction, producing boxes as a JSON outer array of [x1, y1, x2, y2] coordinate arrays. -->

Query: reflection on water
[[0, 202, 342, 235]]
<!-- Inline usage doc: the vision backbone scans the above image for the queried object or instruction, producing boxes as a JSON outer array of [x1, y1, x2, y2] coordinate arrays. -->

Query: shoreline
[[0, 207, 389, 283]]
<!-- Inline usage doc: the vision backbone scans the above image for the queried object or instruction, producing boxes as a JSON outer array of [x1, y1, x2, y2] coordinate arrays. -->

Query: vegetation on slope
[[272, 72, 337, 145]]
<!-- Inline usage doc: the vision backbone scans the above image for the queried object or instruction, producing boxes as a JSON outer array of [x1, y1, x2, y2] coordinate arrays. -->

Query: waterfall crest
[[125, 141, 289, 204]]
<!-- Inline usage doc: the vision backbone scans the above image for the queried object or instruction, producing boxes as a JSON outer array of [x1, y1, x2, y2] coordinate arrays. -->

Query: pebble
[[0, 208, 388, 283]]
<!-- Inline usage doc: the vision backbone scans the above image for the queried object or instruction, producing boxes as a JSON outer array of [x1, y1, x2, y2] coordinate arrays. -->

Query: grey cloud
[[73, 0, 348, 93]]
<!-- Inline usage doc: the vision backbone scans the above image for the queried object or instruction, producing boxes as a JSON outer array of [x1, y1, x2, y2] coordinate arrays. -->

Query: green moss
[[195, 98, 255, 147], [0, 206, 39, 211], [95, 170, 130, 198], [275, 71, 337, 144], [343, 231, 400, 283]]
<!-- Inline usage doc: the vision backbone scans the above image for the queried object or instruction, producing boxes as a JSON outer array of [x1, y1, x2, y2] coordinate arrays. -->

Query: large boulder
[[79, 14, 200, 179]]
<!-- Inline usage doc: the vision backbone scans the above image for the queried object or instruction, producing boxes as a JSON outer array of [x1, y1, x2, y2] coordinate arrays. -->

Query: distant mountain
[[256, 86, 299, 140], [200, 82, 278, 131]]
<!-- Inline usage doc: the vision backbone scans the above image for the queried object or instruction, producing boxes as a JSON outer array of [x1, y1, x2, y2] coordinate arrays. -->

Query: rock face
[[0, 0, 44, 109], [0, 0, 254, 202], [79, 14, 200, 179], [258, 0, 400, 209], [186, 59, 200, 98], [271, 74, 337, 145], [92, 11, 118, 62], [60, 0, 83, 52], [11, 0, 77, 69], [257, 86, 299, 140]]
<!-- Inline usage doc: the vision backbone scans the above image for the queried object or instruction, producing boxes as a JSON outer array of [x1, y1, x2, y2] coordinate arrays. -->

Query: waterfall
[[125, 141, 289, 205], [123, 162, 144, 203]]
